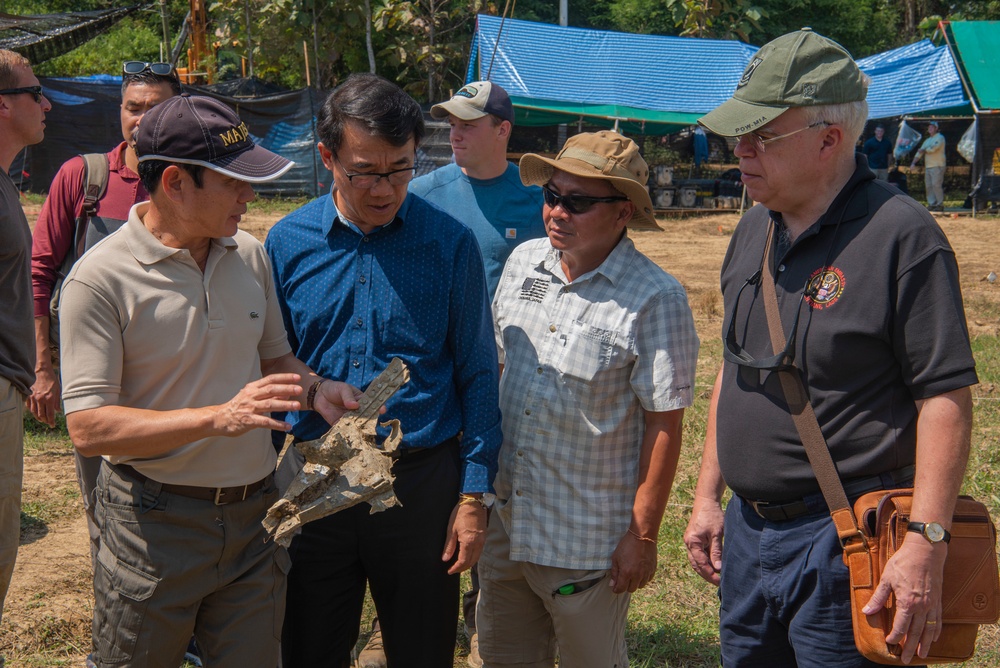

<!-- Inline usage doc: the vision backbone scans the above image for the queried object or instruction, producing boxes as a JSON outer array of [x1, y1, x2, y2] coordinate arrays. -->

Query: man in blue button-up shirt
[[266, 73, 502, 668]]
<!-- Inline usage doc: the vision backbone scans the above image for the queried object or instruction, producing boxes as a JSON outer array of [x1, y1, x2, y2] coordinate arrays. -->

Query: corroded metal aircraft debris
[[263, 358, 409, 547]]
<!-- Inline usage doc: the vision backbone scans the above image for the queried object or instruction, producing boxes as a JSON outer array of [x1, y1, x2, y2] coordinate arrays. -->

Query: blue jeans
[[720, 494, 904, 668]]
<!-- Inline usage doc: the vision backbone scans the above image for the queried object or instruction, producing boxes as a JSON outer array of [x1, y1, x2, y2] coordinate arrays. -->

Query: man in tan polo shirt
[[58, 94, 364, 668]]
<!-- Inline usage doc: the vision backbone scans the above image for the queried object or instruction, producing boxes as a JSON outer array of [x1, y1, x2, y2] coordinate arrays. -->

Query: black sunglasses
[[0, 86, 43, 103], [123, 61, 176, 78], [722, 269, 820, 372], [542, 185, 628, 215]]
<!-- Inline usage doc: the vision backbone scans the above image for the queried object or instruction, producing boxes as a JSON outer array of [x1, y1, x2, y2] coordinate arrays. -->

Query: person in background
[[910, 120, 946, 211], [861, 123, 892, 180], [693, 125, 710, 176], [479, 131, 698, 667], [0, 48, 51, 630], [29, 59, 181, 572], [685, 29, 976, 666], [266, 73, 501, 668], [412, 80, 545, 296]]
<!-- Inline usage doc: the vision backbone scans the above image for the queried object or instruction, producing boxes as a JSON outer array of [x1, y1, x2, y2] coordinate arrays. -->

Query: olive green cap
[[699, 28, 867, 137]]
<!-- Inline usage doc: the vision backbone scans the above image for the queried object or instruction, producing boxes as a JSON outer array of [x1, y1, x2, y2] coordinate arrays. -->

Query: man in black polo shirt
[[683, 29, 978, 667]]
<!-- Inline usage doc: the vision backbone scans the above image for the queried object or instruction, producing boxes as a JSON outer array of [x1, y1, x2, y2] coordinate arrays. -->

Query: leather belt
[[743, 465, 915, 522], [112, 463, 272, 505]]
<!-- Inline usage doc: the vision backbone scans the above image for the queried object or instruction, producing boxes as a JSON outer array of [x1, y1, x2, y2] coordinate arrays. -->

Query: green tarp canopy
[[945, 21, 1000, 111], [511, 97, 702, 135]]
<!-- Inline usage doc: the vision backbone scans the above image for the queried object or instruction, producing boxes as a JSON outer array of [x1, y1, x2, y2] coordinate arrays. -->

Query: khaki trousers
[[476, 505, 630, 668], [92, 462, 288, 668], [0, 376, 23, 624]]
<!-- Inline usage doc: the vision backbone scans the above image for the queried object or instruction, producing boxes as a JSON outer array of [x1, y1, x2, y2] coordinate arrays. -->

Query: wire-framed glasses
[[334, 156, 415, 189], [739, 121, 831, 154]]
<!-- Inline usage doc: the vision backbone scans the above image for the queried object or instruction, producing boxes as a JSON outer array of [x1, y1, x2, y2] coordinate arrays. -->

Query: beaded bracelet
[[306, 378, 327, 411], [628, 528, 656, 544]]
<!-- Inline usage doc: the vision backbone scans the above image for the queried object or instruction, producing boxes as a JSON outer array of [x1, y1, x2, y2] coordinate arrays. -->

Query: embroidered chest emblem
[[519, 277, 549, 303], [804, 267, 845, 309]]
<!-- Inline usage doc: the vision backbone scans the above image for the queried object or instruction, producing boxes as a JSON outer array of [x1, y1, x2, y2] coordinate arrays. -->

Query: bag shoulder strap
[[758, 220, 864, 548], [71, 153, 110, 257], [80, 152, 110, 214]]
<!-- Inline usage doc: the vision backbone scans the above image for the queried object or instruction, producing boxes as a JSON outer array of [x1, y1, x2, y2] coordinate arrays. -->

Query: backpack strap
[[72, 153, 110, 257]]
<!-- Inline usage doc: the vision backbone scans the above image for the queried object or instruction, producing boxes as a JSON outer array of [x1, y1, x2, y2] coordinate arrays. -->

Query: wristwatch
[[907, 521, 952, 544]]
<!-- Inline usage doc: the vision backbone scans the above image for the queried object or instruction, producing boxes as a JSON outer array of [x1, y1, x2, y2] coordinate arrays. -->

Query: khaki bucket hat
[[700, 28, 867, 137], [519, 131, 659, 230]]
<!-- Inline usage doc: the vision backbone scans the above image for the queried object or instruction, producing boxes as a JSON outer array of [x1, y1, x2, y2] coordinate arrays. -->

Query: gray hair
[[801, 73, 870, 147]]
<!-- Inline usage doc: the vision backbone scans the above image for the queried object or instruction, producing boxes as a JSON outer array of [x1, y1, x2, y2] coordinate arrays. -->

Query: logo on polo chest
[[219, 122, 249, 147], [804, 267, 845, 309]]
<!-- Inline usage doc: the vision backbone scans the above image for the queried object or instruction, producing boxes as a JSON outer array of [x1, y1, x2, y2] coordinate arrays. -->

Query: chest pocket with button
[[556, 321, 619, 383]]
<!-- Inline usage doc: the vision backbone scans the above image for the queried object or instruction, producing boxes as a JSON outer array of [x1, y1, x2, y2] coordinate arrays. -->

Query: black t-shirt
[[716, 155, 978, 502]]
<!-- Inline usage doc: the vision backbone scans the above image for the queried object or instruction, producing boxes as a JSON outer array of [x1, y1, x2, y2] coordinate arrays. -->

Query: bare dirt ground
[[4, 204, 998, 666]]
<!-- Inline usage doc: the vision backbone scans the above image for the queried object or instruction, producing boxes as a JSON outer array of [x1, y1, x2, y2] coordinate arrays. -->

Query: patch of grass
[[248, 195, 312, 217], [18, 191, 46, 206], [3, 614, 91, 665], [22, 413, 73, 457], [19, 509, 46, 535]]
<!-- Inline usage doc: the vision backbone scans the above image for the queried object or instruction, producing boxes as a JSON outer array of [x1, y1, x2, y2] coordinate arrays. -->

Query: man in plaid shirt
[[478, 131, 699, 666]]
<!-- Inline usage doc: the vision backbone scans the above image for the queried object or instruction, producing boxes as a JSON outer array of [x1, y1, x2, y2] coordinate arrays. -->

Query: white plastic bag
[[957, 120, 976, 163], [894, 120, 921, 161]]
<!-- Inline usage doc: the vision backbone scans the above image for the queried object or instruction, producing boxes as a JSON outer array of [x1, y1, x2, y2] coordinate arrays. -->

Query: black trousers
[[281, 439, 461, 668]]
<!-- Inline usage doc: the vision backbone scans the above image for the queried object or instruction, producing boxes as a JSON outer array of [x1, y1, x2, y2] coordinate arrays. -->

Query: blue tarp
[[470, 16, 970, 130], [858, 40, 971, 118], [471, 15, 758, 133]]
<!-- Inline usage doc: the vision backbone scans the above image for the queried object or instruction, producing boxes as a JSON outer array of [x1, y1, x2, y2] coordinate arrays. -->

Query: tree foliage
[[374, 0, 486, 101], [7, 0, 1000, 92]]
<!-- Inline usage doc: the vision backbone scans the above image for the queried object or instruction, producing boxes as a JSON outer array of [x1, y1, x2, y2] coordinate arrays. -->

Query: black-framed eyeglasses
[[722, 269, 813, 372], [0, 86, 43, 103], [542, 185, 628, 215], [334, 156, 415, 189], [123, 61, 177, 78]]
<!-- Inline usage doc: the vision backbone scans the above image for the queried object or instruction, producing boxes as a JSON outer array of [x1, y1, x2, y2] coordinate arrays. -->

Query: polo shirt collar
[[322, 188, 412, 237], [110, 141, 137, 179], [818, 153, 875, 226], [123, 201, 238, 266]]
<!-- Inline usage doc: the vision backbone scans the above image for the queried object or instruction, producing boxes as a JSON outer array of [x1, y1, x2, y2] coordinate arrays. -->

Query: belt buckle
[[214, 487, 226, 505]]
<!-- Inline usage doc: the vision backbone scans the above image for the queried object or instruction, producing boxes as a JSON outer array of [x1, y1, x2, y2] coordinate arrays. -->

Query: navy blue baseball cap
[[135, 94, 293, 183]]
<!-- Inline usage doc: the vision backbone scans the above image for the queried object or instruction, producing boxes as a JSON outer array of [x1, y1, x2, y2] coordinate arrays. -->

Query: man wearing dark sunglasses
[[28, 58, 181, 597], [683, 29, 978, 667], [403, 80, 545, 668], [266, 73, 502, 668], [0, 47, 50, 632], [478, 131, 699, 666]]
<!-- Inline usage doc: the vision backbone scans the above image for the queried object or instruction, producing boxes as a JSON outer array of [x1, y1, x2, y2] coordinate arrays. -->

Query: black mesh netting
[[0, 5, 142, 65]]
